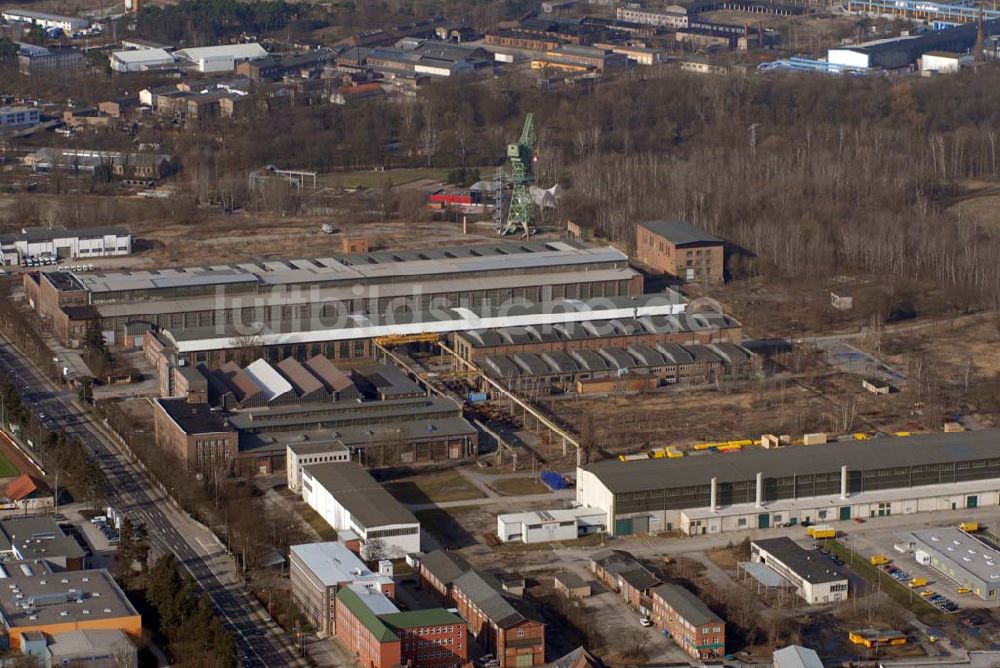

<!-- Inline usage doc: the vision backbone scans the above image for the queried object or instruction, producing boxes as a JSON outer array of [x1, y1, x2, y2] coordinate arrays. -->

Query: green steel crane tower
[[497, 113, 537, 237]]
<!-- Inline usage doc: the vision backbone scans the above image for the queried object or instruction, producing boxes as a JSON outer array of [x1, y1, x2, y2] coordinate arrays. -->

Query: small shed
[[501, 577, 526, 597], [830, 290, 854, 311], [554, 572, 591, 598], [566, 219, 594, 239], [862, 377, 891, 395]]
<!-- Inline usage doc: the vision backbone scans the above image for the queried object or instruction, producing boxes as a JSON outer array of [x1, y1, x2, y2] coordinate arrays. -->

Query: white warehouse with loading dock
[[575, 430, 1000, 537]]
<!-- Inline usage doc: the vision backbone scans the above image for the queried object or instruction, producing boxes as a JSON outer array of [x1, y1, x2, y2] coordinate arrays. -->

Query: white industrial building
[[904, 527, 1000, 600], [301, 462, 420, 557], [496, 507, 606, 544], [286, 441, 350, 493], [2, 9, 89, 32], [0, 226, 132, 266], [110, 48, 177, 73], [575, 430, 1000, 537], [174, 43, 268, 72], [751, 537, 849, 604], [921, 50, 971, 74]]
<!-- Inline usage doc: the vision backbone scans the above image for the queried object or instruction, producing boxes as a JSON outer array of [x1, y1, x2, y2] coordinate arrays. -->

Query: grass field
[[489, 477, 550, 496], [0, 452, 20, 478], [318, 168, 450, 189], [384, 470, 484, 505]]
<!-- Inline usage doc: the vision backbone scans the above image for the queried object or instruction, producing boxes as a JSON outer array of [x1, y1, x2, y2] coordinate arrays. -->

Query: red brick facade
[[635, 222, 724, 284]]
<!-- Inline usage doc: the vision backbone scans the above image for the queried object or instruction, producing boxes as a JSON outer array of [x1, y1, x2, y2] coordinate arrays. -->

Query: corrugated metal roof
[[583, 430, 1000, 494]]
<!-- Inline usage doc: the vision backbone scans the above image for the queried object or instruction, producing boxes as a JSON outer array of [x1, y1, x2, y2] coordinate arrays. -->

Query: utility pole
[[749, 123, 761, 157]]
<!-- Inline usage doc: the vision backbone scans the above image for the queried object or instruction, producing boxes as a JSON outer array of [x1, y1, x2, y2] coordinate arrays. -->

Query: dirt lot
[[488, 477, 551, 496], [544, 370, 925, 459], [382, 470, 484, 505]]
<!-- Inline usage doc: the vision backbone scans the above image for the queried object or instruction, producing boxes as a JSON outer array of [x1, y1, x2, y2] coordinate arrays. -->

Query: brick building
[[452, 570, 545, 668], [334, 585, 467, 668], [152, 398, 239, 469], [648, 583, 725, 660], [635, 220, 724, 284], [485, 30, 562, 51], [419, 550, 472, 604], [589, 550, 661, 610]]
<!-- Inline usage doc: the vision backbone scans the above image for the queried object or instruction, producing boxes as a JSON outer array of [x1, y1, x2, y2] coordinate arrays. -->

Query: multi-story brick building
[[635, 220, 725, 284], [648, 583, 725, 661], [485, 30, 562, 51], [452, 570, 545, 668], [334, 585, 467, 668], [152, 397, 239, 469], [289, 542, 393, 636], [590, 549, 661, 610]]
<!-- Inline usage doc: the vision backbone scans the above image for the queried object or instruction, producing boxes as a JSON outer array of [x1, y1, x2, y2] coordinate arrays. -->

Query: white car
[[639, 617, 652, 627]]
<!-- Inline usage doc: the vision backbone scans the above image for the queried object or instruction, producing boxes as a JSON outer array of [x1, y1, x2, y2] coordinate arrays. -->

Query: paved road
[[0, 335, 302, 668]]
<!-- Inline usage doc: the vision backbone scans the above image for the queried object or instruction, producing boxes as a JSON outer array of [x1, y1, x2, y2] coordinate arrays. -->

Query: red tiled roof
[[6, 474, 43, 502]]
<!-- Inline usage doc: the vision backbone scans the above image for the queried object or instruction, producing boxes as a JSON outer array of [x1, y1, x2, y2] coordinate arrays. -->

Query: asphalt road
[[0, 334, 302, 668]]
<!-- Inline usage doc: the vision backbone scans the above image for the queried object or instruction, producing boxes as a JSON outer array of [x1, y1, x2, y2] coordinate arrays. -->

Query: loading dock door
[[968, 495, 979, 509], [632, 516, 649, 535], [839, 506, 851, 521], [758, 514, 770, 529], [615, 518, 633, 536]]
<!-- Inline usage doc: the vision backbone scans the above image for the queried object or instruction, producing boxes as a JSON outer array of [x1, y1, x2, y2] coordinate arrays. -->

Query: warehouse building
[[153, 360, 477, 473], [576, 430, 1000, 536], [751, 538, 848, 604], [173, 43, 268, 73], [496, 507, 606, 543], [648, 583, 725, 660], [110, 47, 177, 72], [32, 239, 645, 347], [452, 311, 741, 362], [2, 226, 131, 267], [2, 9, 89, 32], [616, 6, 689, 28], [0, 106, 40, 129], [904, 527, 1000, 600], [301, 462, 420, 557], [827, 19, 1000, 71], [479, 340, 758, 393], [289, 541, 393, 635], [420, 550, 472, 605]]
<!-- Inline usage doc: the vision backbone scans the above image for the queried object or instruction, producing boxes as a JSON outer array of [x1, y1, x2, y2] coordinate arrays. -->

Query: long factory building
[[576, 430, 1000, 537], [25, 239, 644, 347], [144, 293, 688, 367]]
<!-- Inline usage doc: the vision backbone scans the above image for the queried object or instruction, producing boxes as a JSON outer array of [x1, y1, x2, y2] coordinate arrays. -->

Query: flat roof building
[[0, 569, 141, 650], [906, 527, 1000, 599], [289, 541, 392, 635], [301, 462, 420, 557], [0, 516, 88, 570], [576, 430, 1000, 537], [751, 538, 848, 604], [1, 225, 131, 267]]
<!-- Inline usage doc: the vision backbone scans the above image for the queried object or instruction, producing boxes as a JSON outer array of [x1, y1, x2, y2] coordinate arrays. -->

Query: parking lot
[[840, 526, 997, 612]]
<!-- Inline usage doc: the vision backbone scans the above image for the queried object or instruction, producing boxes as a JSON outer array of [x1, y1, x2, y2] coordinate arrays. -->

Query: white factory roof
[[175, 43, 267, 62], [73, 242, 628, 293], [164, 293, 687, 353], [111, 48, 175, 64], [498, 507, 605, 525], [773, 645, 823, 668], [290, 542, 372, 586], [909, 527, 1000, 583], [242, 359, 293, 401], [2, 9, 89, 26]]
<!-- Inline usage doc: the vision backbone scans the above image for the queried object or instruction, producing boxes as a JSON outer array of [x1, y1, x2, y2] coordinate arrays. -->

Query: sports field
[[0, 451, 19, 477]]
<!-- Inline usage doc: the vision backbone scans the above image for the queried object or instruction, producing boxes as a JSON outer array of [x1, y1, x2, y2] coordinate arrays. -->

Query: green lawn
[[319, 168, 450, 189], [384, 470, 484, 505], [0, 452, 20, 478]]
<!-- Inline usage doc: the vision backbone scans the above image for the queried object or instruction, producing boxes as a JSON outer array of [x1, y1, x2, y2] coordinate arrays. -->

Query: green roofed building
[[334, 585, 468, 668]]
